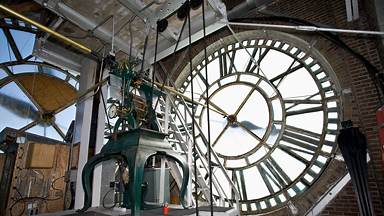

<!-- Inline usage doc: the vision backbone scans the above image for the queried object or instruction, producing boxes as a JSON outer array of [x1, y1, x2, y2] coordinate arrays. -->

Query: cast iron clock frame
[[175, 30, 342, 214]]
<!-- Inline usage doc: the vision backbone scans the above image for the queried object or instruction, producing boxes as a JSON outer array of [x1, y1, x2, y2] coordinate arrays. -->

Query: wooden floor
[[37, 206, 238, 216]]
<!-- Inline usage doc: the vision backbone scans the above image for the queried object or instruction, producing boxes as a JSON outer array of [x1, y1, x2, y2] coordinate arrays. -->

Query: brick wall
[[260, 0, 384, 214]]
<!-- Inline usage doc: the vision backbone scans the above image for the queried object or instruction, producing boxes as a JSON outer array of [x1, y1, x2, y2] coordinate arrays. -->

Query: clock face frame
[[175, 30, 342, 214]]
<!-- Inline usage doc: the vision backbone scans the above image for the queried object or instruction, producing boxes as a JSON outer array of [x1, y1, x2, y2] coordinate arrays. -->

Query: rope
[[201, 1, 213, 215], [153, 17, 188, 112], [186, 2, 199, 214]]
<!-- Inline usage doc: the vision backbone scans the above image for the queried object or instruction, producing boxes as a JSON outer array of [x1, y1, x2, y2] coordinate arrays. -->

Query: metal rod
[[224, 21, 384, 35], [153, 81, 226, 116], [201, 2, 213, 215], [187, 5, 199, 214], [0, 4, 93, 53]]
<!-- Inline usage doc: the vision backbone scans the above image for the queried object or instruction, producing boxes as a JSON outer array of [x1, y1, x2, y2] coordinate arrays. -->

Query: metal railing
[[155, 88, 241, 213]]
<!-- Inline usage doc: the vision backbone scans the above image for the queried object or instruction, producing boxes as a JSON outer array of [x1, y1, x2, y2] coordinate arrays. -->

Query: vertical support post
[[159, 156, 166, 204], [74, 58, 107, 209], [74, 58, 98, 209], [187, 135, 193, 207], [164, 94, 171, 134], [183, 101, 192, 207], [91, 68, 108, 207]]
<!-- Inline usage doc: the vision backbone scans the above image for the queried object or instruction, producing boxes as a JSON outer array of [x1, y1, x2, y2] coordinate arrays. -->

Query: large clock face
[[175, 30, 341, 214]]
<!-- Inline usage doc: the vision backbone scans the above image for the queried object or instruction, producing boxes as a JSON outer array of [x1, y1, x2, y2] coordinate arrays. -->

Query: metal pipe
[[224, 21, 384, 35], [0, 4, 92, 54], [227, 0, 273, 20]]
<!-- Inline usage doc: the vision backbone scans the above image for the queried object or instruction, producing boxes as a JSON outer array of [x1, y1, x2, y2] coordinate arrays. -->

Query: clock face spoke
[[234, 87, 257, 116], [236, 120, 262, 141], [212, 123, 230, 147], [270, 62, 304, 84], [285, 105, 324, 117], [175, 32, 341, 214]]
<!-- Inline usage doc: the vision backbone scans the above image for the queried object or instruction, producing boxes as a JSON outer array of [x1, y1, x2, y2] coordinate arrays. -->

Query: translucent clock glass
[[176, 30, 341, 214]]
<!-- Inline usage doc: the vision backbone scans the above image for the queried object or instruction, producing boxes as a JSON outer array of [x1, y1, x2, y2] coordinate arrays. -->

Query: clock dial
[[108, 103, 118, 119], [175, 30, 341, 214]]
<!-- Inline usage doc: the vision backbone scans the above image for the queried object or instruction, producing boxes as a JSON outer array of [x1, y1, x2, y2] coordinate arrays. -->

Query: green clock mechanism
[[78, 57, 189, 216]]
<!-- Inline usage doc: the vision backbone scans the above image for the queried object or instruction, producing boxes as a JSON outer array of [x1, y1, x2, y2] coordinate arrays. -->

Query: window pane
[[0, 30, 16, 63], [55, 104, 76, 134], [8, 64, 38, 74], [42, 66, 67, 80], [0, 82, 38, 131], [0, 68, 7, 79], [27, 124, 63, 141], [10, 29, 35, 59]]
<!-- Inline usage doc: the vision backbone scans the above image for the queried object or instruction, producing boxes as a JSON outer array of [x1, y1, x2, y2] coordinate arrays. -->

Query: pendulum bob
[[78, 128, 189, 216]]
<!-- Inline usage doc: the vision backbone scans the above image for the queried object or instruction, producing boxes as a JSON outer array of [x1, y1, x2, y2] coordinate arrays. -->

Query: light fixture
[[16, 136, 26, 144]]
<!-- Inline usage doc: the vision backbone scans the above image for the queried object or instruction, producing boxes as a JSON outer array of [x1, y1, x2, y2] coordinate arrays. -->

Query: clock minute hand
[[201, 96, 229, 117], [153, 81, 228, 117]]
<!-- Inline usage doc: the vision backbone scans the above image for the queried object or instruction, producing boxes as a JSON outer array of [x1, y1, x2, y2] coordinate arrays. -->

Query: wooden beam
[[8, 2, 42, 14]]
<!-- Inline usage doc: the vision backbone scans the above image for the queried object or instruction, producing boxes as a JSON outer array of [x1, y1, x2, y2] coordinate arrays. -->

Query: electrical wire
[[102, 188, 116, 209], [10, 188, 26, 216], [10, 175, 64, 216]]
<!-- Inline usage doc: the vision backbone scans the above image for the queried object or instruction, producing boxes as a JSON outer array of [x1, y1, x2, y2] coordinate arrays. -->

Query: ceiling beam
[[7, 1, 42, 14], [34, 0, 141, 57]]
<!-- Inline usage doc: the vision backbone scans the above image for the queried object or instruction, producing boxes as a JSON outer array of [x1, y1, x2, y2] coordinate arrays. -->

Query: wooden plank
[[5, 141, 70, 215], [26, 143, 56, 168]]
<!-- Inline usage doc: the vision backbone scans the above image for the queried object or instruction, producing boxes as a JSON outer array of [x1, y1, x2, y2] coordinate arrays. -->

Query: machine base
[[37, 206, 238, 216]]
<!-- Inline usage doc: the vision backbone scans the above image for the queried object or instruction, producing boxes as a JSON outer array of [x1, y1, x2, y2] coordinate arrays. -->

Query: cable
[[102, 188, 116, 209], [201, 1, 213, 215], [153, 17, 188, 112], [51, 175, 65, 194], [150, 21, 160, 123], [186, 2, 199, 215], [10, 188, 26, 216]]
